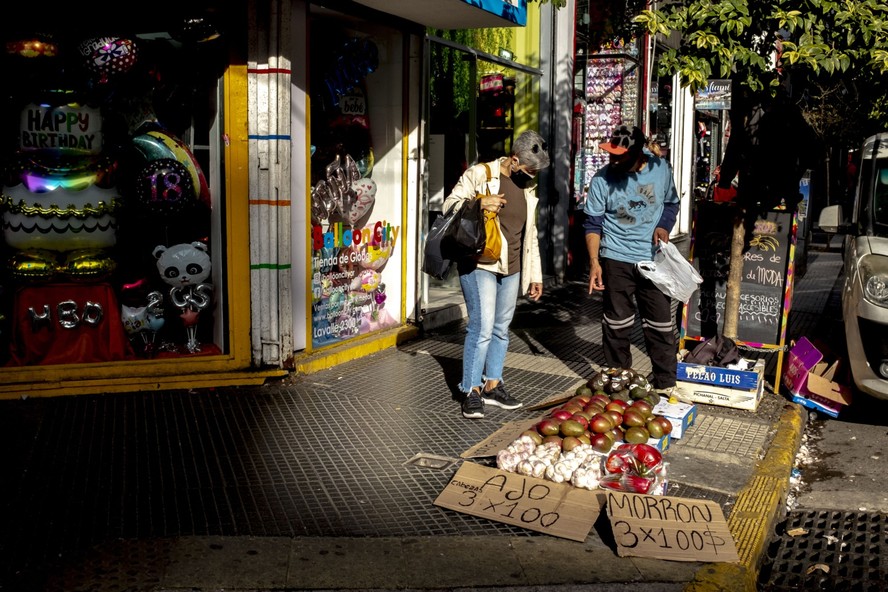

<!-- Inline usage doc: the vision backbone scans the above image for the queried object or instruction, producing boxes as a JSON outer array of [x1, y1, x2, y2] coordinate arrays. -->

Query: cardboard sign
[[434, 462, 604, 542], [606, 491, 739, 562]]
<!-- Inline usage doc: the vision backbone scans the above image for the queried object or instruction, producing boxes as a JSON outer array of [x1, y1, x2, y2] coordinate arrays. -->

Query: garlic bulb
[[571, 459, 604, 490]]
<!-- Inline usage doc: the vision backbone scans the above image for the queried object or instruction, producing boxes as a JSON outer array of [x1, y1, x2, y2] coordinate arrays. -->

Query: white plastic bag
[[636, 241, 703, 303]]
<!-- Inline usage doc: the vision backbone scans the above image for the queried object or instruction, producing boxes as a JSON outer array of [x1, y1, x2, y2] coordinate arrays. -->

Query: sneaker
[[461, 390, 485, 419], [482, 383, 523, 410], [655, 385, 688, 403]]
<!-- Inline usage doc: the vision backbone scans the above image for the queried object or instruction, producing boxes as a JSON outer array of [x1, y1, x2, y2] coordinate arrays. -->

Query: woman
[[442, 130, 550, 418]]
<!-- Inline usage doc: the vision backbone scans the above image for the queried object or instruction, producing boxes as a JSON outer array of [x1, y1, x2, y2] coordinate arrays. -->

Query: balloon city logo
[[312, 219, 399, 267]]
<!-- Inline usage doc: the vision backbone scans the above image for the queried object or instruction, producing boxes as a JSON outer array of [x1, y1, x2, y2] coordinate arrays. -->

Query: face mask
[[608, 150, 639, 176], [511, 170, 534, 189]]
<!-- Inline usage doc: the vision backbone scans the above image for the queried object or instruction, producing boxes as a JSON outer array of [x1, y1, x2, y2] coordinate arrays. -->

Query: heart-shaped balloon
[[348, 177, 377, 225], [121, 304, 148, 335]]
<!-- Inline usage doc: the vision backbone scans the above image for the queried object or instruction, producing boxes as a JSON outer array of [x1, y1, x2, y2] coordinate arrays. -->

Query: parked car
[[819, 132, 888, 400]]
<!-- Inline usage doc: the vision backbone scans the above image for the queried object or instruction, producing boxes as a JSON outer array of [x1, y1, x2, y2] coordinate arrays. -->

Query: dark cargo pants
[[599, 257, 677, 388]]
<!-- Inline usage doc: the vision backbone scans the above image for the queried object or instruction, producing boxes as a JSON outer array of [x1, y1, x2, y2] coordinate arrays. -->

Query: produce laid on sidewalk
[[434, 366, 739, 561], [495, 367, 673, 494]]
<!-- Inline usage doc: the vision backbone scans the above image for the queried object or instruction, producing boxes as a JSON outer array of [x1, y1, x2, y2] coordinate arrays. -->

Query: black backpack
[[684, 335, 741, 367]]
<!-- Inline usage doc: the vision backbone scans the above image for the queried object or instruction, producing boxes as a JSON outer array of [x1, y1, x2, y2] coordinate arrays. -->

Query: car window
[[877, 166, 888, 225]]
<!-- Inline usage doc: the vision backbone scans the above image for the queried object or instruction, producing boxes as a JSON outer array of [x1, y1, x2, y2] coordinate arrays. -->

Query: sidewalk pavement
[[0, 242, 841, 592]]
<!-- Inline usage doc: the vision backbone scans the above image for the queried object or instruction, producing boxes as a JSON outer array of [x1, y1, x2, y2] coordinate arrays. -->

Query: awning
[[353, 0, 527, 29]]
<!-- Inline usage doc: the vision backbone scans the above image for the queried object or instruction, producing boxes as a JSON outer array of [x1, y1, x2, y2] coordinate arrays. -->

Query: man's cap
[[599, 125, 643, 155]]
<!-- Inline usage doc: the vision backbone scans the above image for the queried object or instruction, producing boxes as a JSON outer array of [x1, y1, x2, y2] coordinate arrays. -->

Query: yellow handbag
[[477, 162, 502, 264]]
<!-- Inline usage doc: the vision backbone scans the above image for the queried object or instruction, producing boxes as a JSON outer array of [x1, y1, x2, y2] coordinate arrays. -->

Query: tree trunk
[[723, 210, 746, 339]]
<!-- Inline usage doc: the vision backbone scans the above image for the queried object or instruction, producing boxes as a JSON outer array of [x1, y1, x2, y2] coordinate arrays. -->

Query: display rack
[[574, 42, 641, 206]]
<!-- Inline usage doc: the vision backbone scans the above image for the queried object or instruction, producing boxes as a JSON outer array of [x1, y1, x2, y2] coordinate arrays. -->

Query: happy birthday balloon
[[2, 163, 121, 254], [18, 101, 104, 158]]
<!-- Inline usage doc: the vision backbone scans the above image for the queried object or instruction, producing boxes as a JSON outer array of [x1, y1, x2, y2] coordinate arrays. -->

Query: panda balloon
[[153, 241, 213, 353]]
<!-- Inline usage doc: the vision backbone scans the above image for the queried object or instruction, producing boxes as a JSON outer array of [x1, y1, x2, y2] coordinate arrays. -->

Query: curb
[[684, 402, 805, 592]]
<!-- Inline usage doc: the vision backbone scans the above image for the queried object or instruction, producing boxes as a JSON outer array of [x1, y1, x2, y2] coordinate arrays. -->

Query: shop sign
[[695, 79, 731, 110]]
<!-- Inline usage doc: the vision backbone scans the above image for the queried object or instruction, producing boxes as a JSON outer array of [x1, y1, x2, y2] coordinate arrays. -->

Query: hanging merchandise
[[583, 40, 641, 180]]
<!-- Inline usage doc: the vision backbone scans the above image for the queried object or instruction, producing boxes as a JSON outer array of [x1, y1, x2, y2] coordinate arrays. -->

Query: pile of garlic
[[496, 435, 605, 490]]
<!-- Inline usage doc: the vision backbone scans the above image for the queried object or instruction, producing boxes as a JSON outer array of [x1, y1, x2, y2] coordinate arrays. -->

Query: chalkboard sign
[[684, 201, 793, 346]]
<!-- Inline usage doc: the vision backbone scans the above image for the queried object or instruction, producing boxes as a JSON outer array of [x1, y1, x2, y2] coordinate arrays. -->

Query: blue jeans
[[458, 268, 520, 394]]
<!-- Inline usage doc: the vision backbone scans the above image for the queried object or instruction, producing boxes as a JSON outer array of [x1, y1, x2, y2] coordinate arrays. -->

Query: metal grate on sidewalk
[[759, 509, 888, 591]]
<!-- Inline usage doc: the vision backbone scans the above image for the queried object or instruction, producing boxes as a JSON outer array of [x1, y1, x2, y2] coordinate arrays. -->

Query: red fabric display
[[8, 283, 135, 366]]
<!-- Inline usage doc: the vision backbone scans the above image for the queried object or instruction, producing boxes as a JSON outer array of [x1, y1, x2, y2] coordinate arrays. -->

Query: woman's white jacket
[[442, 157, 543, 296]]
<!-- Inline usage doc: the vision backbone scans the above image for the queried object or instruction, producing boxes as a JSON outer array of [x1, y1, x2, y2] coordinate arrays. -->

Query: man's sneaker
[[461, 390, 485, 419], [655, 385, 689, 403], [482, 383, 523, 410]]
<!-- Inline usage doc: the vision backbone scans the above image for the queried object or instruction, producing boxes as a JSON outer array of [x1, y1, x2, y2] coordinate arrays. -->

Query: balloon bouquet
[[309, 33, 398, 345], [96, 22, 219, 355], [152, 242, 213, 353], [0, 19, 223, 360], [0, 35, 134, 363]]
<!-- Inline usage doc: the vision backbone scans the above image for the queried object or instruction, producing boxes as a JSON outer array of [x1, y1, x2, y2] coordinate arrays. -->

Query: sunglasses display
[[574, 43, 641, 207]]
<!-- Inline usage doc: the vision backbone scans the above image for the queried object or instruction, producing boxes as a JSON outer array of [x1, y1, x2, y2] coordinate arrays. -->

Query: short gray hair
[[511, 130, 550, 172]]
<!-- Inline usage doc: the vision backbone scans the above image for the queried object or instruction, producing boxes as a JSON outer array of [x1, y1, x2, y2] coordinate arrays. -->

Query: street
[[759, 245, 888, 591]]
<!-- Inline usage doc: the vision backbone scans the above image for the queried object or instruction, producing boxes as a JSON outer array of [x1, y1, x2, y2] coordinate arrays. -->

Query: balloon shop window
[[308, 11, 405, 348], [0, 26, 227, 367]]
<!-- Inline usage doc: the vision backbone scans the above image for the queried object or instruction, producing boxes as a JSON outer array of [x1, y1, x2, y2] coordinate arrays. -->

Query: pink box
[[783, 337, 823, 396], [783, 337, 852, 418]]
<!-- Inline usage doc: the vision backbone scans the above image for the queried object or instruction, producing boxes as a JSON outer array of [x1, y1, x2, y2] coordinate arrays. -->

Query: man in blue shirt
[[583, 125, 681, 393]]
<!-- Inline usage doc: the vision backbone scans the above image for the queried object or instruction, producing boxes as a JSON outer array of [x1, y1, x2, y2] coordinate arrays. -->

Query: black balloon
[[134, 158, 195, 217]]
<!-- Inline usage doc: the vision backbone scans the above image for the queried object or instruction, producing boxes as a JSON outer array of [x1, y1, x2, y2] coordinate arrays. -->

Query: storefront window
[[0, 26, 227, 367], [308, 14, 404, 348]]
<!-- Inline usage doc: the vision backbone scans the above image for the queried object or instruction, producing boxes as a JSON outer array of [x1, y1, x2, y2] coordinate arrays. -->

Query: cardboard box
[[647, 434, 670, 452], [676, 359, 766, 411], [677, 359, 762, 390], [783, 337, 852, 418], [652, 397, 698, 439]]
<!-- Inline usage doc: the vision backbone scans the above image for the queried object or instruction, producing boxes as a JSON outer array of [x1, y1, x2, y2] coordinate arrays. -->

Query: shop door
[[421, 36, 538, 326]]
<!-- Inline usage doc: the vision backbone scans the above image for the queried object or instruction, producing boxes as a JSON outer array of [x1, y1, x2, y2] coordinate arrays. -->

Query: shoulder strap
[[482, 162, 491, 181]]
